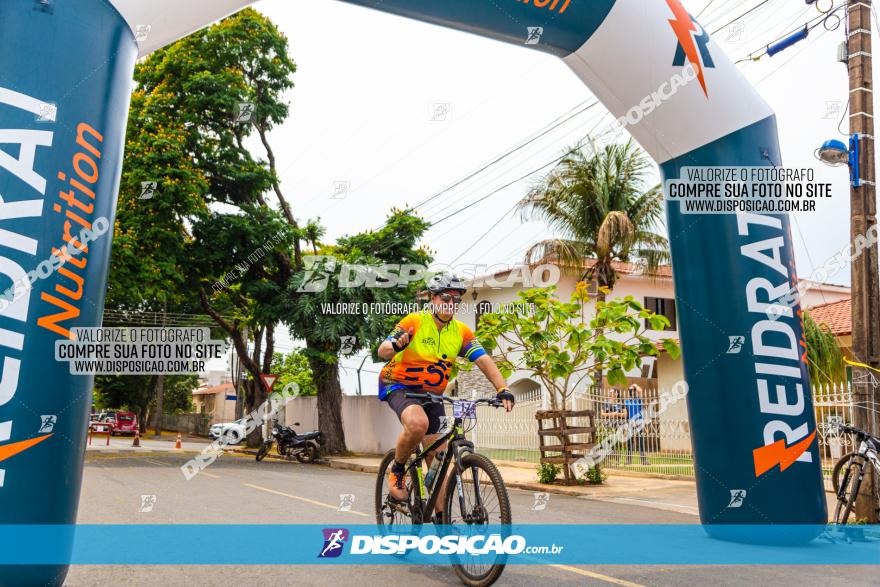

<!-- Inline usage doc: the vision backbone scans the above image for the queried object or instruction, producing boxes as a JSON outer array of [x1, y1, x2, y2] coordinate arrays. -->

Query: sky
[[210, 0, 867, 389]]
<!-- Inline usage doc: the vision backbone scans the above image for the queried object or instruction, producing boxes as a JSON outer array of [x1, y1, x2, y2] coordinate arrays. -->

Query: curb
[[324, 458, 596, 498], [328, 460, 380, 474], [504, 481, 588, 497]]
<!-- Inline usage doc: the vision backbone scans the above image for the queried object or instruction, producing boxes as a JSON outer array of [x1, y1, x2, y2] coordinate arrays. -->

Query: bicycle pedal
[[385, 496, 410, 514]]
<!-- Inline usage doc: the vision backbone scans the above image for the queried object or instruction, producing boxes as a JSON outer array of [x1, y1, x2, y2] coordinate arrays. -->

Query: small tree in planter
[[475, 284, 680, 482], [476, 284, 680, 409]]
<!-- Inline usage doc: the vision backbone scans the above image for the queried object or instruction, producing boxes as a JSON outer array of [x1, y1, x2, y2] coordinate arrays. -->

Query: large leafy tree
[[270, 350, 317, 397], [131, 8, 302, 446], [519, 140, 669, 299], [282, 209, 432, 453], [99, 50, 214, 426], [116, 10, 431, 452]]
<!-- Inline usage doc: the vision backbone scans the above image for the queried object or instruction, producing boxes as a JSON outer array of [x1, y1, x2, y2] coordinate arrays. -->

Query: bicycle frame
[[404, 416, 476, 523], [854, 441, 880, 476]]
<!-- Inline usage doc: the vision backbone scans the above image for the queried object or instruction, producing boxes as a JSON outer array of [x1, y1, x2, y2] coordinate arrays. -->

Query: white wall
[[284, 395, 401, 454], [656, 352, 691, 452]]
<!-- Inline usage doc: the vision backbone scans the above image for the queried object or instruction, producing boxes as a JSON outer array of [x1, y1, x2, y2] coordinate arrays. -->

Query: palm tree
[[519, 139, 669, 300], [803, 310, 846, 388], [303, 219, 325, 254]]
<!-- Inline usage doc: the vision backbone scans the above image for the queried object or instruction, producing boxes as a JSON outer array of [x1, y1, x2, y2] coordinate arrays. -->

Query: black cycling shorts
[[385, 389, 446, 435]]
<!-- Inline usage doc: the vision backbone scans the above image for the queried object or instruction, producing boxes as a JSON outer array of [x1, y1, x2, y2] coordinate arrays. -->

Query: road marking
[[549, 564, 647, 587], [139, 456, 223, 477], [243, 483, 369, 517], [596, 496, 699, 515]]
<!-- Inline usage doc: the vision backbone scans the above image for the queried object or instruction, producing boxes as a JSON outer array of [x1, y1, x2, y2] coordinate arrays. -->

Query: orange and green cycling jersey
[[379, 311, 486, 400]]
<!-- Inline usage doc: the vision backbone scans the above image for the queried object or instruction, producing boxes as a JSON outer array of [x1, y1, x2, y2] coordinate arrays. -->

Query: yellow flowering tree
[[475, 285, 680, 410]]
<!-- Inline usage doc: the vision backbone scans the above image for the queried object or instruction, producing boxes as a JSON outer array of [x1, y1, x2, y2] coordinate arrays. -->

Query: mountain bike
[[831, 423, 880, 524], [375, 392, 511, 587]]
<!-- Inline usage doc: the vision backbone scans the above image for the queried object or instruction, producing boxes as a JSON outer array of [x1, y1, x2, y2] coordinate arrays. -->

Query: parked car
[[111, 412, 139, 436], [209, 419, 248, 445]]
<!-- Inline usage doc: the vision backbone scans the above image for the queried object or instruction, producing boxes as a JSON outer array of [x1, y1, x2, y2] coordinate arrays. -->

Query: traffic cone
[[175, 433, 182, 449], [132, 431, 140, 447]]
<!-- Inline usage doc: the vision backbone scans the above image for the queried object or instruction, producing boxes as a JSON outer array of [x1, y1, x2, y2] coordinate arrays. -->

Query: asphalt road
[[63, 451, 876, 587]]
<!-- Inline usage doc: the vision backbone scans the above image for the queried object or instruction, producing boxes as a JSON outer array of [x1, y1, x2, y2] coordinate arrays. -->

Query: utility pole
[[847, 0, 880, 522], [152, 299, 167, 437]]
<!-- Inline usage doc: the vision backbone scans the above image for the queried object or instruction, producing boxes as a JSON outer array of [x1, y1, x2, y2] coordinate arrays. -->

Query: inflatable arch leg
[[0, 0, 825, 584]]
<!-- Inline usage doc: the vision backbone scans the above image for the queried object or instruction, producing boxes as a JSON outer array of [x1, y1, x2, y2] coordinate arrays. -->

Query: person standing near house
[[624, 384, 649, 466], [600, 388, 626, 420], [377, 274, 515, 521]]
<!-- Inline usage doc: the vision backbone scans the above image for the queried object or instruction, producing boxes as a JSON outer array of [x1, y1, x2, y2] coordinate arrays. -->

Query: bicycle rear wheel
[[443, 453, 511, 587], [834, 456, 866, 524]]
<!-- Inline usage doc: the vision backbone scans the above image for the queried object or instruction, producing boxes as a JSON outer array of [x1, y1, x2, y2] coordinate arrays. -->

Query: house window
[[645, 297, 677, 331], [475, 300, 493, 330]]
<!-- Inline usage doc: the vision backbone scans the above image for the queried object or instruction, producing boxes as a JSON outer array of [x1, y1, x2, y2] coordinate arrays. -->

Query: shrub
[[537, 463, 561, 484], [583, 465, 607, 485]]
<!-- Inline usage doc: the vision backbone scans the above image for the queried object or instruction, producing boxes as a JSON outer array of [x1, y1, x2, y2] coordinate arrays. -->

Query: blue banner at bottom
[[0, 525, 877, 565]]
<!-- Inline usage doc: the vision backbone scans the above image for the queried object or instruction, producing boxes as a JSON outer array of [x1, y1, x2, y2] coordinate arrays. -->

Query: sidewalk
[[85, 434, 209, 453], [327, 455, 702, 515], [326, 455, 847, 518]]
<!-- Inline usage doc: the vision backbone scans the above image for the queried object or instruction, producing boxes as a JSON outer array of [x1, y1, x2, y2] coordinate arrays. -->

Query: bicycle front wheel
[[443, 452, 511, 587], [376, 449, 417, 531], [834, 456, 866, 524], [831, 452, 861, 494]]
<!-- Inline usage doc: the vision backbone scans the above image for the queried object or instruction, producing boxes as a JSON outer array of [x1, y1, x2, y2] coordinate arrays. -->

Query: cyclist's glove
[[496, 387, 515, 406], [389, 328, 410, 352]]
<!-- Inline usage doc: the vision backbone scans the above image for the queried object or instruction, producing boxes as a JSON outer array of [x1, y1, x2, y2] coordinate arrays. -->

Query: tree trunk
[[244, 327, 267, 448], [198, 290, 269, 448], [307, 339, 347, 454], [245, 377, 268, 448], [140, 374, 157, 432], [262, 323, 275, 373], [593, 278, 610, 394], [152, 374, 165, 437]]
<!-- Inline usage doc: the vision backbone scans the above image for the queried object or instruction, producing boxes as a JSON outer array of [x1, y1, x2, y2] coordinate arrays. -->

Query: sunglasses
[[438, 293, 462, 303]]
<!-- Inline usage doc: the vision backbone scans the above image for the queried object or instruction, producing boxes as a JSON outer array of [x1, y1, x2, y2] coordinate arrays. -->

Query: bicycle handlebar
[[837, 423, 879, 442], [405, 392, 503, 408]]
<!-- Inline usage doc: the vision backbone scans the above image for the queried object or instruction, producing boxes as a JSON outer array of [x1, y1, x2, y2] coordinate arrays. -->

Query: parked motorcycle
[[255, 421, 321, 463]]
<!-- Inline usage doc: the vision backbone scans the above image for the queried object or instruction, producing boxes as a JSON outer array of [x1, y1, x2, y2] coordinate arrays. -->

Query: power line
[[408, 99, 601, 214], [697, 0, 718, 19], [420, 105, 606, 223], [346, 101, 603, 260], [429, 143, 587, 226], [710, 0, 774, 35], [734, 2, 843, 63], [449, 202, 518, 264]]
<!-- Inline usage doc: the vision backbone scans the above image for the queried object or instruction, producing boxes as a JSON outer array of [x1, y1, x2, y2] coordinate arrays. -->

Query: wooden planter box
[[536, 409, 597, 485]]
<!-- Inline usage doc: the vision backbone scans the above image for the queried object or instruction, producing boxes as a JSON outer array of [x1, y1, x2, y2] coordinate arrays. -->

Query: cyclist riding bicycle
[[378, 274, 515, 521]]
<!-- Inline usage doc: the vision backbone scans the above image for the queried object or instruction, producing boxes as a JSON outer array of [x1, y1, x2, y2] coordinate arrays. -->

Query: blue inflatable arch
[[0, 1, 826, 583]]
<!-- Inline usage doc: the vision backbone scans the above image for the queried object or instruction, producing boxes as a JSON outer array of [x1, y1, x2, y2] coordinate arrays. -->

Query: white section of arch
[[108, 0, 254, 57], [562, 0, 774, 163]]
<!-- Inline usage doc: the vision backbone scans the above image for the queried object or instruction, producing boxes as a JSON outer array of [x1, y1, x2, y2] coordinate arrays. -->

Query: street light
[[815, 134, 861, 186]]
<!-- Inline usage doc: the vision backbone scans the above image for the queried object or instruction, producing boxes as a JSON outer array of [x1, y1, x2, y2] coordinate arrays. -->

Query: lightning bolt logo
[[666, 0, 710, 97], [752, 430, 817, 477]]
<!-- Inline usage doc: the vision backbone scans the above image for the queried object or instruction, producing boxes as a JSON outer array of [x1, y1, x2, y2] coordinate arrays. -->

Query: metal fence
[[814, 382, 856, 487], [469, 383, 855, 485]]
